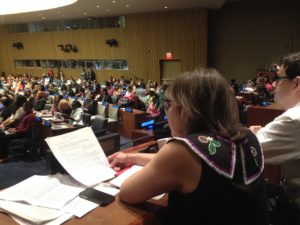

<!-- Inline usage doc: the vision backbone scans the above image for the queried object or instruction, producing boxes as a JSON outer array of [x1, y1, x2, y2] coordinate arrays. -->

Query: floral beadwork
[[198, 136, 221, 155]]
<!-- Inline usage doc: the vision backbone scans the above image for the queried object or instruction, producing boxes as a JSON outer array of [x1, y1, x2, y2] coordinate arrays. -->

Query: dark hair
[[15, 95, 27, 108], [1, 97, 12, 107], [279, 51, 300, 79], [71, 100, 82, 110]]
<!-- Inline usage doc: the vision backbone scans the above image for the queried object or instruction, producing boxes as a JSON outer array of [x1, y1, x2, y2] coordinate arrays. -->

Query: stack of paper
[[0, 127, 119, 225]]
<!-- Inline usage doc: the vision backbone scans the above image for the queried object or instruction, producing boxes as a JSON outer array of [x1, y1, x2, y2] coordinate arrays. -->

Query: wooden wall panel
[[0, 8, 207, 83]]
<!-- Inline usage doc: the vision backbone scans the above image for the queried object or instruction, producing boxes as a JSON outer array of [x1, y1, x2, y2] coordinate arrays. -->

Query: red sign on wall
[[165, 52, 173, 60]]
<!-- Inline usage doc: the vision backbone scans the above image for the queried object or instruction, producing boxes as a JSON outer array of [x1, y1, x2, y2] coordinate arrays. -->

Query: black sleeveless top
[[161, 131, 269, 225]]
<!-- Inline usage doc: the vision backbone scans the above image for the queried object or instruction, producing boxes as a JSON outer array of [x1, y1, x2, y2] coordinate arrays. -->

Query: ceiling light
[[0, 0, 77, 15]]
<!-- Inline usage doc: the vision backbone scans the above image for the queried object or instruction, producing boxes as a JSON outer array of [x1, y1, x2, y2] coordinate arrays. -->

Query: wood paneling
[[0, 8, 207, 83]]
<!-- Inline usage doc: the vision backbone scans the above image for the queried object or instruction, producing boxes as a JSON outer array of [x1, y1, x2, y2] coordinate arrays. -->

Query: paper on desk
[[0, 200, 65, 224], [0, 175, 83, 210], [45, 127, 115, 187], [12, 212, 73, 225], [109, 165, 143, 188], [109, 166, 166, 201]]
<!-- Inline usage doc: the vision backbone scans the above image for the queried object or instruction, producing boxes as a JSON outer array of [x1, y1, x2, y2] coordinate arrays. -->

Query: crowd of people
[[1, 51, 300, 225], [0, 69, 168, 160]]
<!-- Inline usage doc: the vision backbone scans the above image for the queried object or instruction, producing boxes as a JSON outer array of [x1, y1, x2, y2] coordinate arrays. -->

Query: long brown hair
[[165, 68, 246, 141]]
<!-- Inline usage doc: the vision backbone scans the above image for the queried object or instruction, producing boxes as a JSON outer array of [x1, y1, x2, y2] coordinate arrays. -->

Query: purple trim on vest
[[240, 139, 264, 185], [167, 136, 236, 179]]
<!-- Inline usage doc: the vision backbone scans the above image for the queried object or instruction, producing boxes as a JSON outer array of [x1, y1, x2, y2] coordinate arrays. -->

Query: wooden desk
[[132, 129, 155, 146], [246, 103, 285, 127], [97, 132, 120, 156], [246, 103, 285, 185], [34, 120, 79, 152], [119, 109, 148, 139], [0, 141, 167, 225]]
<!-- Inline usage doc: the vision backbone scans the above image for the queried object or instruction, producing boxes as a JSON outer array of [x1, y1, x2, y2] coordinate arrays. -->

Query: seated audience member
[[0, 96, 17, 122], [97, 88, 112, 103], [146, 93, 161, 118], [0, 101, 35, 161], [112, 84, 122, 100], [132, 95, 146, 111], [230, 78, 239, 95], [58, 99, 72, 119], [251, 51, 300, 223], [66, 85, 76, 97], [108, 69, 269, 225], [33, 90, 47, 111], [69, 100, 83, 125], [24, 88, 34, 103], [0, 95, 27, 129], [85, 92, 97, 115], [121, 85, 135, 106], [50, 95, 63, 115]]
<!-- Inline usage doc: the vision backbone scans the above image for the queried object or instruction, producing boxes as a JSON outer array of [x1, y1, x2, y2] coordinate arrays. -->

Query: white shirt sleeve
[[257, 107, 300, 164]]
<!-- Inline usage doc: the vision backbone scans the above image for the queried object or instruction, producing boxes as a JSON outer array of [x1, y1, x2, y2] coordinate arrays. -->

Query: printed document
[[45, 127, 115, 186]]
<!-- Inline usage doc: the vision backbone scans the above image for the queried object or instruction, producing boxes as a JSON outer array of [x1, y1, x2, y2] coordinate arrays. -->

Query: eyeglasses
[[163, 99, 172, 112], [274, 73, 290, 83]]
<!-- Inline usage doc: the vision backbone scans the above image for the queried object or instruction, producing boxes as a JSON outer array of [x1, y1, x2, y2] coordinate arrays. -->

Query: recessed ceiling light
[[83, 12, 87, 15], [112, 1, 116, 3], [164, 6, 168, 9], [105, 9, 109, 12], [126, 4, 130, 7], [0, 0, 77, 15], [96, 5, 100, 8]]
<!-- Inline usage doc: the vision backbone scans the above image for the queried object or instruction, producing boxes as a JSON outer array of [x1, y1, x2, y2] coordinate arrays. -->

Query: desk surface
[[0, 141, 167, 225], [246, 102, 285, 126], [0, 196, 166, 225]]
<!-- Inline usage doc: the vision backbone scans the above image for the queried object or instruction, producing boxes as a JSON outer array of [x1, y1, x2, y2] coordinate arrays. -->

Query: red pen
[[114, 166, 132, 177]]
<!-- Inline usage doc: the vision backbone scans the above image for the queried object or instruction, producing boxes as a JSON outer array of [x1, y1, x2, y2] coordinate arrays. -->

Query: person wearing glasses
[[108, 68, 269, 225], [250, 51, 300, 223]]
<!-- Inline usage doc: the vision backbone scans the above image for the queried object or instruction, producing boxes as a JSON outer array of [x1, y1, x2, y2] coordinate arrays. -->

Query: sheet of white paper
[[45, 127, 115, 187], [0, 200, 65, 224], [0, 175, 83, 210], [94, 183, 120, 196], [109, 165, 143, 188], [12, 212, 73, 225], [62, 196, 98, 218]]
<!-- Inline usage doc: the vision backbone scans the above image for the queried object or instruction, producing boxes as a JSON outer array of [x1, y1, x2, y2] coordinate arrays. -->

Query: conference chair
[[97, 102, 107, 118], [107, 105, 119, 132], [111, 96, 119, 104], [8, 121, 44, 161], [91, 115, 108, 137], [82, 113, 92, 126]]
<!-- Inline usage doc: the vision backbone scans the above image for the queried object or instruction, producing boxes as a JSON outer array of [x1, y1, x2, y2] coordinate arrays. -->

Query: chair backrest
[[111, 96, 119, 104], [119, 98, 128, 105], [108, 105, 119, 121], [97, 102, 107, 117], [92, 115, 108, 132], [82, 113, 92, 126]]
